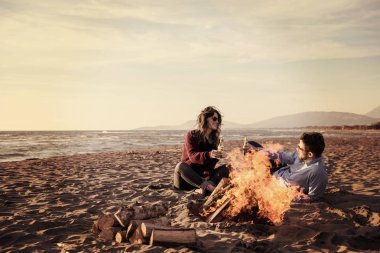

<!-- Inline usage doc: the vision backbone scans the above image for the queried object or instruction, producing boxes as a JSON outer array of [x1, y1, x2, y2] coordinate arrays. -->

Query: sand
[[0, 135, 379, 252]]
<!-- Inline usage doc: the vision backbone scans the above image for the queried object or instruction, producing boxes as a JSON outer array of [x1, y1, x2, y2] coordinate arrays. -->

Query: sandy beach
[[0, 135, 379, 252]]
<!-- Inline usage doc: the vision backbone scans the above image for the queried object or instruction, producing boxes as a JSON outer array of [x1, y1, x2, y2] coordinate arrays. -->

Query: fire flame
[[222, 144, 306, 225]]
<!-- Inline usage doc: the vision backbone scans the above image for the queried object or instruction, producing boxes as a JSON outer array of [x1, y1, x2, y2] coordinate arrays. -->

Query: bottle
[[243, 137, 247, 155], [217, 136, 224, 151]]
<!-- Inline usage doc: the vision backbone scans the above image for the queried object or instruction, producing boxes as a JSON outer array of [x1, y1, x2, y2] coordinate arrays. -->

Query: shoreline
[[0, 136, 379, 252]]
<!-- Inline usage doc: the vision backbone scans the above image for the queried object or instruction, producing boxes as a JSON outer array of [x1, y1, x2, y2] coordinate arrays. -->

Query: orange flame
[[224, 145, 306, 225]]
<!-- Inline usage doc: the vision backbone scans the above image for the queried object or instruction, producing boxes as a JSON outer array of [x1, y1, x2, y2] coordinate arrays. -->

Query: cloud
[[1, 0, 379, 67]]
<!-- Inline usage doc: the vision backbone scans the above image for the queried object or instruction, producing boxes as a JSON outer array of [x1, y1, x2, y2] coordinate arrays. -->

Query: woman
[[173, 106, 229, 193]]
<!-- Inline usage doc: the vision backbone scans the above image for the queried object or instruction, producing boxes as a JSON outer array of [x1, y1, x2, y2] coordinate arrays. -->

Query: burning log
[[149, 228, 197, 248], [199, 177, 233, 222], [201, 177, 230, 210], [206, 198, 231, 223]]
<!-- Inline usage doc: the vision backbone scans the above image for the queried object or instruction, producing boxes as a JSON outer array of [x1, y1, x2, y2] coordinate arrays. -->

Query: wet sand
[[0, 135, 379, 252]]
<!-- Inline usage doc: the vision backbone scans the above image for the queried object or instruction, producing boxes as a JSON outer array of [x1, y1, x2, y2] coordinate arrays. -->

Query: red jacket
[[181, 130, 219, 176]]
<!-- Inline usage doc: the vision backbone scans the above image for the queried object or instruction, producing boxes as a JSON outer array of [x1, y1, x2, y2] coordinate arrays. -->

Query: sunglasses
[[211, 116, 220, 122]]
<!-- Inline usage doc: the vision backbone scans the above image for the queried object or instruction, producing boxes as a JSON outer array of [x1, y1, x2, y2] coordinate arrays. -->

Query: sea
[[0, 129, 378, 162]]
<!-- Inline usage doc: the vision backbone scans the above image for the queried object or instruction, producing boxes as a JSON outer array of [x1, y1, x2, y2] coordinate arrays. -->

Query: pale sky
[[1, 0, 379, 130]]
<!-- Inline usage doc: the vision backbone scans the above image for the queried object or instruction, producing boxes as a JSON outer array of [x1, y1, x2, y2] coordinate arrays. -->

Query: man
[[249, 132, 328, 202]]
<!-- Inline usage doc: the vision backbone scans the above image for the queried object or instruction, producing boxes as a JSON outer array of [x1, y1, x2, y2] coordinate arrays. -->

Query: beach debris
[[93, 201, 197, 248]]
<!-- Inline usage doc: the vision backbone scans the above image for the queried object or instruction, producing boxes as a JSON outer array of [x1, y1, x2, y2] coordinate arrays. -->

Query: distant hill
[[135, 120, 245, 130], [247, 111, 378, 128], [135, 110, 380, 130], [366, 106, 380, 118]]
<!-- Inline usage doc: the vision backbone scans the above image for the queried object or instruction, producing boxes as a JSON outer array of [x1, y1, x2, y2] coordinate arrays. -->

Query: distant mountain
[[366, 106, 380, 118], [135, 110, 380, 130], [247, 111, 379, 128], [135, 120, 245, 130]]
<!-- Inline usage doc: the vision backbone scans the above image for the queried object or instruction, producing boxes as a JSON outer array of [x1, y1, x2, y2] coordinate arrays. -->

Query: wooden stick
[[114, 207, 126, 227], [149, 228, 197, 248], [206, 198, 231, 223]]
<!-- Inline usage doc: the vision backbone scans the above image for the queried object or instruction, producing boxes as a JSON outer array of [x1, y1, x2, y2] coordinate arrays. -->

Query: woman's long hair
[[196, 106, 222, 146]]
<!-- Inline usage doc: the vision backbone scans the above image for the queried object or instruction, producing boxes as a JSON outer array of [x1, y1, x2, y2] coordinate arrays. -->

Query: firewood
[[206, 198, 231, 223], [149, 228, 197, 248], [131, 216, 170, 227], [132, 202, 168, 220], [141, 223, 182, 239], [115, 231, 127, 243], [126, 217, 170, 239], [98, 227, 122, 241], [114, 208, 134, 228], [126, 223, 137, 239], [202, 178, 229, 209], [97, 214, 117, 230], [129, 225, 145, 244]]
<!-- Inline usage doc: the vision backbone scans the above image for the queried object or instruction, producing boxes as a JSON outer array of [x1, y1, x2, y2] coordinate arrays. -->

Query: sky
[[1, 0, 379, 130]]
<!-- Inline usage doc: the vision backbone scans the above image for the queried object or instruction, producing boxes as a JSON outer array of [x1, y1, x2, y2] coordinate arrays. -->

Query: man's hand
[[210, 149, 224, 158]]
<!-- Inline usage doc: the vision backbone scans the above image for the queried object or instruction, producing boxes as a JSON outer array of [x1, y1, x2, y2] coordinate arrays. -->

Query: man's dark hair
[[300, 132, 325, 158]]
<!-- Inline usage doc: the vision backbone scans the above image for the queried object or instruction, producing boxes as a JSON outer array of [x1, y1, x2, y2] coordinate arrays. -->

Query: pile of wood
[[199, 178, 234, 223], [92, 202, 197, 248]]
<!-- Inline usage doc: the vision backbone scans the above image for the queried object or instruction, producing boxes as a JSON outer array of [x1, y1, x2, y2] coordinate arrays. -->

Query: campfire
[[92, 143, 307, 249], [199, 146, 307, 224]]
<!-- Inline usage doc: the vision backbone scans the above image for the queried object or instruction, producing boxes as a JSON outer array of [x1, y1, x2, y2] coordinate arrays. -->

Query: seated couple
[[173, 106, 328, 202]]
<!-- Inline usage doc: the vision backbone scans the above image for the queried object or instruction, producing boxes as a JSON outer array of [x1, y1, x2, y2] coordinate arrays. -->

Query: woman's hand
[[210, 149, 224, 159]]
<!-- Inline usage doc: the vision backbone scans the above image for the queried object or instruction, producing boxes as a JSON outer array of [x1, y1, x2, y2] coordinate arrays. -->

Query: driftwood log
[[149, 228, 197, 248]]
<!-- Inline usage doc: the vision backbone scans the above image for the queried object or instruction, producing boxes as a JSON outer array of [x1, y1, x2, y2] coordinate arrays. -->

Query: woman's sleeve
[[185, 132, 213, 165]]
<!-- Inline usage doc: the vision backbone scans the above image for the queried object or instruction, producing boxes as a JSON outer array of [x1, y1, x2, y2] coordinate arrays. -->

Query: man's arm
[[278, 150, 298, 165]]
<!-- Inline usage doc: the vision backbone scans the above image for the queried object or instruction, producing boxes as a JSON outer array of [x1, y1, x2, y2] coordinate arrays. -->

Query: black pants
[[173, 162, 229, 190]]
